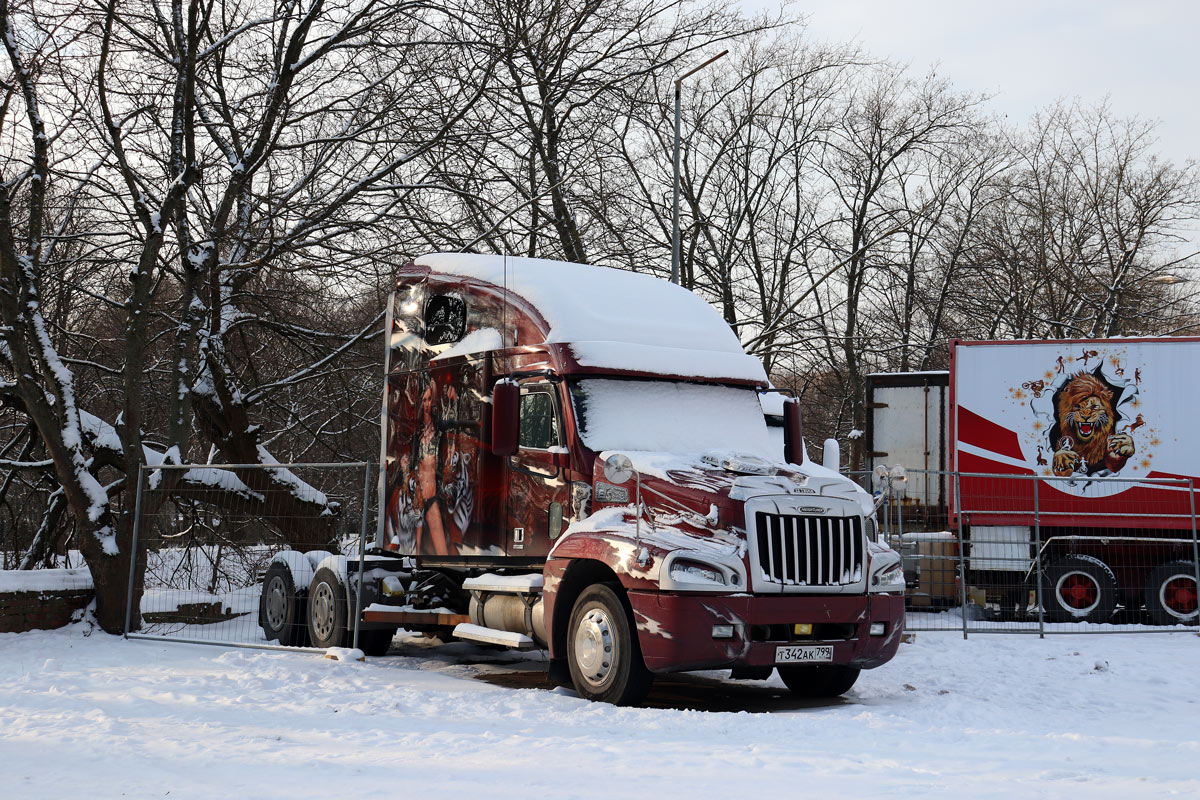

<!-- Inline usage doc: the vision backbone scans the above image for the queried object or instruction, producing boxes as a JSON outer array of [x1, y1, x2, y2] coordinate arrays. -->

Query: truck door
[[505, 382, 571, 558]]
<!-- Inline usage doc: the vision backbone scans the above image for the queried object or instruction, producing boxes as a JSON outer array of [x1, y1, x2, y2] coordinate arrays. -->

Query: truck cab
[[265, 254, 906, 704]]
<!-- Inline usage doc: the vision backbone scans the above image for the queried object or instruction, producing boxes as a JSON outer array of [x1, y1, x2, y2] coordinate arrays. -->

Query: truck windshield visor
[[568, 378, 774, 459]]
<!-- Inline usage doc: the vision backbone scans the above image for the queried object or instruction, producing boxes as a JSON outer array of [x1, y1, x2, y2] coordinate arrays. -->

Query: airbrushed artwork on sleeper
[[384, 367, 480, 555], [956, 342, 1187, 498], [382, 280, 493, 557]]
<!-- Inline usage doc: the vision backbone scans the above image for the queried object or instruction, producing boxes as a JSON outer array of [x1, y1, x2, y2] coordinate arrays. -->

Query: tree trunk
[[78, 515, 146, 634]]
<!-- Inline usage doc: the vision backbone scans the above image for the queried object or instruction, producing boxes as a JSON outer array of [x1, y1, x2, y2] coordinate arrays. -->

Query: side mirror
[[783, 398, 804, 466], [603, 453, 635, 484], [491, 381, 519, 457]]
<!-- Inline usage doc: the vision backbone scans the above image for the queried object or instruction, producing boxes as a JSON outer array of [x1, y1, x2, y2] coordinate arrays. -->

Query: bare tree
[[807, 67, 984, 467], [0, 0, 491, 631], [406, 0, 757, 262], [968, 102, 1200, 339], [618, 29, 859, 373], [4, 0, 1198, 632]]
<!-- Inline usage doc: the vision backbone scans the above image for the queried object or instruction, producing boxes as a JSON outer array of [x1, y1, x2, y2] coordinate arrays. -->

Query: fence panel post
[[955, 470, 968, 640], [1034, 477, 1044, 638], [1191, 479, 1199, 635], [124, 465, 147, 638], [353, 462, 371, 651]]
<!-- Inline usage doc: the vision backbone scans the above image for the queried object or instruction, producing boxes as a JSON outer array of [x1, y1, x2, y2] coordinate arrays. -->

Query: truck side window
[[425, 294, 466, 345], [519, 391, 559, 450]]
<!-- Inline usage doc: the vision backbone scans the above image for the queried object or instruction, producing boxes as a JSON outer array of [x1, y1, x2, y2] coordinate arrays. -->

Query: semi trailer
[[866, 339, 1200, 625], [258, 254, 905, 704]]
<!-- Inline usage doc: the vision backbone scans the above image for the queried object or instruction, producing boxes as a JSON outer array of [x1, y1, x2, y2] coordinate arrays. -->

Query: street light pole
[[671, 49, 728, 286]]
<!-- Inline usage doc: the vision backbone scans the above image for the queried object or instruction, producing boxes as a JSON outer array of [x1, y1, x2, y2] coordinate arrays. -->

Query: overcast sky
[[739, 0, 1198, 166]]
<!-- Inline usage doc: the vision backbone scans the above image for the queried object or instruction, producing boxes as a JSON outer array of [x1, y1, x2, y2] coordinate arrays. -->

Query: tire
[[1041, 554, 1117, 624], [357, 627, 398, 657], [307, 565, 349, 649], [259, 561, 308, 646], [1144, 560, 1199, 625], [777, 664, 861, 698], [566, 583, 652, 705]]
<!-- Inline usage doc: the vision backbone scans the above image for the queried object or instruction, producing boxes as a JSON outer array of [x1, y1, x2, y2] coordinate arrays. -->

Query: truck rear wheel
[[567, 583, 651, 706], [308, 566, 349, 649], [777, 664, 860, 697], [1144, 561, 1198, 625], [259, 561, 308, 646], [1041, 554, 1117, 624]]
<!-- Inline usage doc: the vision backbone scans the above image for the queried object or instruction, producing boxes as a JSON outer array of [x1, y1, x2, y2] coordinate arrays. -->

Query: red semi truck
[[868, 339, 1199, 625], [258, 254, 905, 704]]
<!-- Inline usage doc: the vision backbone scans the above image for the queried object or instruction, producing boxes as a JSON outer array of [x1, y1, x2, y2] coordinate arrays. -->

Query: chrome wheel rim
[[574, 606, 617, 688], [264, 575, 288, 630], [311, 581, 336, 640]]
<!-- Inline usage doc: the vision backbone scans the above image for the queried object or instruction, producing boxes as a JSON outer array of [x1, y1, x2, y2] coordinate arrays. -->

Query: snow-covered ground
[[2, 625, 1197, 799]]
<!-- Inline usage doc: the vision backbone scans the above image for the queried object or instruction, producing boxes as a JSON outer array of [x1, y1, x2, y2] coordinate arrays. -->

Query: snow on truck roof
[[415, 253, 767, 383]]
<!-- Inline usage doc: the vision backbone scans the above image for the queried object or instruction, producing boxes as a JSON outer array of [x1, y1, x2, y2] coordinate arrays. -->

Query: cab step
[[452, 622, 537, 650], [461, 573, 543, 595]]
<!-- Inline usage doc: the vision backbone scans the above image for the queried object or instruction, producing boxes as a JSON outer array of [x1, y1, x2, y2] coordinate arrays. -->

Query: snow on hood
[[550, 505, 743, 564], [603, 449, 874, 515]]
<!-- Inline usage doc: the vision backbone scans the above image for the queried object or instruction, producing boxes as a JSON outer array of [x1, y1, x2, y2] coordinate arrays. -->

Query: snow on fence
[[855, 468, 1200, 636], [124, 462, 374, 650]]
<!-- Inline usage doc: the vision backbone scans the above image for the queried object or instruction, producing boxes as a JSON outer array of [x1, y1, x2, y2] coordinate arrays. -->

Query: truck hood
[[558, 450, 876, 590], [598, 449, 874, 516]]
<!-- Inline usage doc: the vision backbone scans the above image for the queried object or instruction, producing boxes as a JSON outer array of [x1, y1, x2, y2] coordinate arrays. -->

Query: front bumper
[[627, 591, 905, 674]]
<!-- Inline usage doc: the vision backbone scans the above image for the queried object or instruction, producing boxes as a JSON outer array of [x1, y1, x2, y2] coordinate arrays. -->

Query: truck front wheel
[[1144, 561, 1198, 625], [777, 664, 860, 697], [567, 583, 652, 705], [1041, 554, 1117, 624]]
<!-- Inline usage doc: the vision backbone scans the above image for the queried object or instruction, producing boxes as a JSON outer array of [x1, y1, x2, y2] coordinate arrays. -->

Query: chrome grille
[[754, 512, 864, 587]]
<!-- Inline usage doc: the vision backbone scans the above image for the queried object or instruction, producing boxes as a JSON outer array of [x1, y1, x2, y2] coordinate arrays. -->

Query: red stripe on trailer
[[956, 406, 1025, 462], [956, 451, 1033, 476]]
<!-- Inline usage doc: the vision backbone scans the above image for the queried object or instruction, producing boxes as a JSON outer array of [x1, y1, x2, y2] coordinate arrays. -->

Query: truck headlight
[[659, 552, 745, 592], [669, 559, 726, 587], [868, 548, 905, 592]]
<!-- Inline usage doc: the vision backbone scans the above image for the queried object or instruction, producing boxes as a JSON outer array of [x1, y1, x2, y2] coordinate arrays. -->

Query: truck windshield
[[568, 378, 774, 458]]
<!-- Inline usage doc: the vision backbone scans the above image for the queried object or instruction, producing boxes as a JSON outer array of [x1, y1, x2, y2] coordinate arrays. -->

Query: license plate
[[776, 645, 834, 664]]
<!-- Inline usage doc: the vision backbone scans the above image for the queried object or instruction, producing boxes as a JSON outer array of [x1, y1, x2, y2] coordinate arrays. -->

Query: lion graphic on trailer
[[1051, 371, 1135, 476]]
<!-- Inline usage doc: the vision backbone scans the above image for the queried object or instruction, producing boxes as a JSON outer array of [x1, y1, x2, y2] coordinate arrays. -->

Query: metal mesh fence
[[124, 462, 374, 650], [853, 468, 1199, 636], [122, 459, 1198, 644]]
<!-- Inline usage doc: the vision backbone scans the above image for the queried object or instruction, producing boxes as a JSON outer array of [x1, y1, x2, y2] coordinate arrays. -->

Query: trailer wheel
[[308, 566, 349, 649], [259, 561, 308, 646], [777, 665, 860, 697], [567, 583, 652, 706], [1041, 554, 1117, 624], [1144, 561, 1199, 625]]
